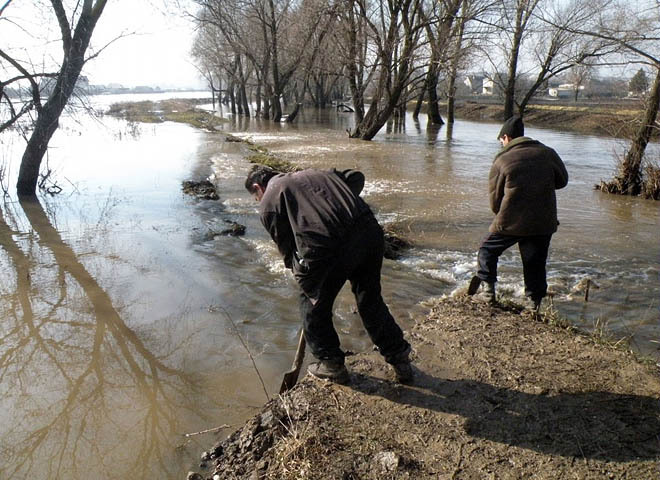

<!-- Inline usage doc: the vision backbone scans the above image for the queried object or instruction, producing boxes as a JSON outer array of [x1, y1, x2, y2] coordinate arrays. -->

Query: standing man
[[467, 116, 569, 311], [245, 165, 413, 384]]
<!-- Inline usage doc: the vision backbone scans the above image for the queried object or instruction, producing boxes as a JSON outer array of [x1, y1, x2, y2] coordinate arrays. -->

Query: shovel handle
[[291, 328, 306, 369]]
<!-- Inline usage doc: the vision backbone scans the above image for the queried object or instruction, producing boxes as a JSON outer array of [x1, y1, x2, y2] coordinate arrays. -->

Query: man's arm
[[551, 150, 569, 189], [261, 210, 296, 269], [488, 163, 505, 214], [335, 169, 365, 196]]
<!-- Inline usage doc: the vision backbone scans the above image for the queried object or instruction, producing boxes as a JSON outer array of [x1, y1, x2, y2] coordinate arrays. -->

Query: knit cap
[[497, 116, 524, 139]]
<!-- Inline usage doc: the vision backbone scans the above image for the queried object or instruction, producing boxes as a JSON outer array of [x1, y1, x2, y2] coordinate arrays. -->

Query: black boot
[[308, 359, 350, 384], [467, 275, 496, 303], [388, 347, 414, 384]]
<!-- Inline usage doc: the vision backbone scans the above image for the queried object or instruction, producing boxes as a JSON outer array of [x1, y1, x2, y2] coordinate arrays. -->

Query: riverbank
[[190, 296, 660, 480], [106, 96, 645, 140], [454, 101, 642, 138]]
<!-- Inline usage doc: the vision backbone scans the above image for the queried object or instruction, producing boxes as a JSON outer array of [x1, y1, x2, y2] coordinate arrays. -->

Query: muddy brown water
[[0, 93, 658, 479]]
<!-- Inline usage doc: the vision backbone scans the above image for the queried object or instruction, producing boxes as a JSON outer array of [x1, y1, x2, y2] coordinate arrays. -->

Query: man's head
[[497, 116, 524, 146], [245, 164, 279, 201]]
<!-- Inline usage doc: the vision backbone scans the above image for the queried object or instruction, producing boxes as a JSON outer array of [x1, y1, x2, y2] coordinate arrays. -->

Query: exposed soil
[[191, 297, 660, 480]]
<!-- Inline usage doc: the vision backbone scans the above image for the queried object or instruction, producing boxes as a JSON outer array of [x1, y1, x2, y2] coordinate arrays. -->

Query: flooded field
[[0, 93, 657, 479]]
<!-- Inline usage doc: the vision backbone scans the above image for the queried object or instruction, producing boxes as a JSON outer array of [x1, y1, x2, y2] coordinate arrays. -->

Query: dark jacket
[[489, 136, 568, 236], [259, 169, 372, 297]]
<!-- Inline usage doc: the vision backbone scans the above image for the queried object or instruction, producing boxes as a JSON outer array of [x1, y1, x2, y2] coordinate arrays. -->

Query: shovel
[[279, 328, 306, 394]]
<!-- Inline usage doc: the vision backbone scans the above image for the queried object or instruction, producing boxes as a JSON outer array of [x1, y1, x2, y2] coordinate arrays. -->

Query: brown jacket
[[489, 136, 568, 236]]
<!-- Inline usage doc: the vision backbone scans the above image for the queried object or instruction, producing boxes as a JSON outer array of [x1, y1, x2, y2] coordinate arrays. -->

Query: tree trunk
[[614, 67, 660, 195], [263, 85, 271, 119], [447, 3, 466, 124], [255, 78, 262, 117], [285, 103, 302, 123], [446, 79, 456, 124], [426, 66, 444, 125], [16, 0, 108, 196], [229, 83, 236, 114], [413, 83, 425, 120], [271, 94, 282, 121], [16, 104, 61, 195], [503, 5, 526, 120], [240, 83, 250, 116]]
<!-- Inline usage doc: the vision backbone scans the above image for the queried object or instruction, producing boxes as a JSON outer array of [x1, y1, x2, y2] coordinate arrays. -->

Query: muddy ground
[[191, 297, 660, 480]]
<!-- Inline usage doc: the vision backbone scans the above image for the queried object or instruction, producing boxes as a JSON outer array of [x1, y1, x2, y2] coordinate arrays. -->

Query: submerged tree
[[345, 0, 427, 140], [1, 1, 109, 196], [565, 0, 660, 197]]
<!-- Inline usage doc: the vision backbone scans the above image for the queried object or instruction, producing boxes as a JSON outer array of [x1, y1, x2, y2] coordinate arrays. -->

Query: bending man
[[468, 116, 569, 311], [245, 165, 413, 384]]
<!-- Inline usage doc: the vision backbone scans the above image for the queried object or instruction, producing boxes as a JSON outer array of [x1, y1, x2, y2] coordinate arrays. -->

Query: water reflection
[[0, 198, 207, 480]]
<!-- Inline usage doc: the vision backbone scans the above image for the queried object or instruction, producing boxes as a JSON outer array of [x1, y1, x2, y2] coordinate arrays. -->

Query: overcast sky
[[3, 0, 204, 89]]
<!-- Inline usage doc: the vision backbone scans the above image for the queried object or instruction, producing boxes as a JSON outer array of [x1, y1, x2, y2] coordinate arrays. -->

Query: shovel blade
[[279, 329, 306, 394], [279, 368, 302, 394]]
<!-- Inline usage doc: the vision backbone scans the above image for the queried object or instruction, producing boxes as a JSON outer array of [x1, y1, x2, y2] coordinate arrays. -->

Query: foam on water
[[362, 179, 421, 196], [242, 237, 289, 277], [221, 197, 257, 214]]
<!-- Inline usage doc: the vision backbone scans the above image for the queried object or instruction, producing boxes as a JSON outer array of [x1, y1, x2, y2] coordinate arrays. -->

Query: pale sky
[[2, 0, 204, 89]]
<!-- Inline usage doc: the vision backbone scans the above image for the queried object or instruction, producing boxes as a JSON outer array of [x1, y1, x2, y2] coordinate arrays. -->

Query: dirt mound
[[192, 298, 659, 480]]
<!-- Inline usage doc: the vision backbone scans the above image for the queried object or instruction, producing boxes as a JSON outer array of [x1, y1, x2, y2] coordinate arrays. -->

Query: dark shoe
[[522, 297, 542, 313], [388, 346, 414, 384], [467, 275, 496, 303], [483, 282, 496, 303], [467, 275, 482, 295], [308, 360, 350, 384], [392, 361, 414, 384]]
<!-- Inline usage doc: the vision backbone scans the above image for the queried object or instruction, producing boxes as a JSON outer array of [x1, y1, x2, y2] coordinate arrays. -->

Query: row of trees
[[189, 0, 625, 135], [189, 0, 660, 197], [2, 0, 660, 196]]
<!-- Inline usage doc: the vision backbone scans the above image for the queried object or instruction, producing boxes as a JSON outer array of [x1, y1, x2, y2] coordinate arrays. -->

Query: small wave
[[362, 179, 422, 196], [221, 197, 257, 214], [243, 238, 290, 277], [232, 133, 306, 143], [398, 248, 476, 284]]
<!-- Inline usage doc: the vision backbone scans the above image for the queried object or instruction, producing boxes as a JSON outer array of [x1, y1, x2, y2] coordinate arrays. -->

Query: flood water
[[0, 93, 658, 479]]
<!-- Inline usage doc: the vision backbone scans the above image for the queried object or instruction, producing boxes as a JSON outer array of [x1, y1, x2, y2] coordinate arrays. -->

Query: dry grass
[[267, 395, 313, 480], [107, 99, 228, 131], [642, 160, 660, 199], [247, 152, 300, 173]]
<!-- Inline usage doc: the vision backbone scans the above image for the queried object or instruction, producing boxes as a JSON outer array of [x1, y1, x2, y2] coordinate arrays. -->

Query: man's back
[[259, 169, 371, 261], [489, 137, 568, 236]]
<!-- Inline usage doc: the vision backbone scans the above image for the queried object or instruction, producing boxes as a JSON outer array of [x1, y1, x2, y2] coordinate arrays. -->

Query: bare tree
[[344, 0, 427, 140], [557, 0, 660, 196], [514, 0, 617, 114], [494, 0, 542, 120], [422, 0, 464, 126], [1, 1, 109, 196], [565, 62, 593, 101], [192, 0, 334, 121]]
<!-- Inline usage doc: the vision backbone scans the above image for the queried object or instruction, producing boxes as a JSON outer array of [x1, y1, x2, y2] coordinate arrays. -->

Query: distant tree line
[[189, 0, 622, 136], [189, 0, 660, 197], [2, 0, 659, 197]]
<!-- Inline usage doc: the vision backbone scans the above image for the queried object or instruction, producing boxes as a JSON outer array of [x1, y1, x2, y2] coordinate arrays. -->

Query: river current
[[0, 93, 657, 479]]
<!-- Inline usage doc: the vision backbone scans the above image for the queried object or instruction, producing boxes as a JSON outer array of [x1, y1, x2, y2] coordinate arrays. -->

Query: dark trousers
[[299, 217, 410, 364], [476, 232, 552, 302]]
